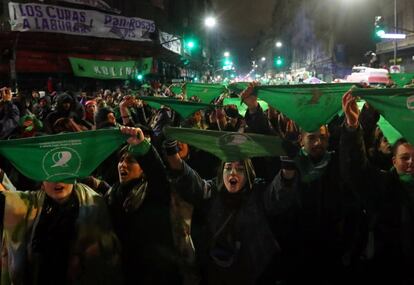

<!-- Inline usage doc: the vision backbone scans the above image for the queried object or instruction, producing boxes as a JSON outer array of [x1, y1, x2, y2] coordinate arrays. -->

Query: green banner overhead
[[352, 88, 414, 144], [185, 83, 227, 103], [0, 129, 127, 182], [256, 83, 354, 132], [227, 82, 250, 94], [69, 57, 153, 80], [378, 115, 403, 145], [390, 73, 414, 88], [140, 96, 216, 118], [356, 100, 402, 145], [223, 98, 269, 116], [165, 127, 286, 161]]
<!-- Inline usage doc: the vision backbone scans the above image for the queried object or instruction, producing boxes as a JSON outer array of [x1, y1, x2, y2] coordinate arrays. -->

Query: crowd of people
[[0, 82, 413, 285]]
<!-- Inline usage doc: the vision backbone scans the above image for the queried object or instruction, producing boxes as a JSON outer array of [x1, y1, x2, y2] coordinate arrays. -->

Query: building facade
[[376, 0, 414, 72], [0, 0, 218, 89], [252, 0, 381, 82]]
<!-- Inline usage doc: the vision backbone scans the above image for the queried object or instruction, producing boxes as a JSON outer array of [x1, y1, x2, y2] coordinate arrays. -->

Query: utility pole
[[393, 0, 397, 66]]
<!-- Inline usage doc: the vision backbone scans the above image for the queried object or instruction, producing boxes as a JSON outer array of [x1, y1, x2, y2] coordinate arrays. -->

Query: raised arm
[[164, 140, 215, 208]]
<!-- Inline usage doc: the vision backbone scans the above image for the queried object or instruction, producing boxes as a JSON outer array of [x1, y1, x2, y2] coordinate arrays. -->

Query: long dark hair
[[216, 159, 256, 192]]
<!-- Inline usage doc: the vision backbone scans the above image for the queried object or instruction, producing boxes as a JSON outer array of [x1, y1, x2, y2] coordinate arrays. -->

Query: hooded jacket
[[0, 100, 20, 139], [0, 183, 121, 285], [171, 159, 281, 284]]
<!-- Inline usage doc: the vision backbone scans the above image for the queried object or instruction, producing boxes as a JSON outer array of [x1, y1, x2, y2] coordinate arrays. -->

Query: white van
[[346, 66, 390, 85]]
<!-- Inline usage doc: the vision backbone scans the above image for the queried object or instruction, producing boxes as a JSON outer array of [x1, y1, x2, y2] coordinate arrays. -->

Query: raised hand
[[342, 91, 360, 129], [120, 126, 144, 145]]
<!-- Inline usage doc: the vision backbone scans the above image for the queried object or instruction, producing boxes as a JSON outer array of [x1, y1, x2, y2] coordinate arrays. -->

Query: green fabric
[[352, 88, 414, 144], [223, 98, 269, 116], [170, 85, 183, 95], [356, 100, 402, 145], [295, 148, 332, 183], [185, 83, 227, 103], [390, 73, 414, 87], [165, 127, 286, 161], [128, 139, 151, 156], [0, 129, 127, 182], [69, 57, 152, 79], [378, 115, 403, 145], [227, 82, 249, 94], [140, 96, 216, 118], [399, 173, 414, 190], [18, 114, 43, 131], [256, 83, 355, 132]]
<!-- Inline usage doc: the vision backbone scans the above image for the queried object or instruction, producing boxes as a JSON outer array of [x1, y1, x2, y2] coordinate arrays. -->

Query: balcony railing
[[376, 33, 414, 54]]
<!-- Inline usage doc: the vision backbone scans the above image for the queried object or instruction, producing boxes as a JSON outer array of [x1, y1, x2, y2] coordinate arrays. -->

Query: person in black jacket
[[165, 140, 285, 285], [105, 127, 181, 285], [272, 122, 363, 285], [341, 91, 414, 285], [0, 87, 20, 139]]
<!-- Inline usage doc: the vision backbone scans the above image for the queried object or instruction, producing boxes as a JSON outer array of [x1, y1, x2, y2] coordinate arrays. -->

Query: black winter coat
[[172, 162, 281, 285], [105, 145, 181, 285], [340, 126, 414, 285]]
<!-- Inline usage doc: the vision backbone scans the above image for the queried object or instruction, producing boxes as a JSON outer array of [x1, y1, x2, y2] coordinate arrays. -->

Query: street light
[[224, 51, 230, 57], [204, 16, 217, 28], [276, 41, 283, 48], [261, 57, 266, 62]]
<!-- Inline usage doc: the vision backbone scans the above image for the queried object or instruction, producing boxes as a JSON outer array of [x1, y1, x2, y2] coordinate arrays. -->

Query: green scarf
[[399, 173, 414, 190], [295, 148, 332, 183]]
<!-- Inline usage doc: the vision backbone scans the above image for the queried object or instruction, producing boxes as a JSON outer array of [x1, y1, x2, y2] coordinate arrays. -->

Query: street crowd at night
[[0, 0, 414, 284]]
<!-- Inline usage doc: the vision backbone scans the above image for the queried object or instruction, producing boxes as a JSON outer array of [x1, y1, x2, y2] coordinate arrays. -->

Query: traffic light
[[222, 57, 233, 70], [374, 16, 385, 37], [183, 36, 198, 51], [135, 73, 143, 81], [274, 56, 284, 67]]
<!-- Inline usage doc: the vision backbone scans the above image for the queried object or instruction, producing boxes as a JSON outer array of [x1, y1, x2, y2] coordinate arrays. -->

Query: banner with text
[[8, 2, 155, 41], [69, 57, 153, 79]]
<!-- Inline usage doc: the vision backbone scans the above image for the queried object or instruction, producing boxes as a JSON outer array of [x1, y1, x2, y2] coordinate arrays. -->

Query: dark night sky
[[212, 0, 275, 74]]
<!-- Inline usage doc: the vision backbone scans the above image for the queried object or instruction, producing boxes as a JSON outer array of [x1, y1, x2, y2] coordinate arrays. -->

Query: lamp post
[[204, 16, 217, 29]]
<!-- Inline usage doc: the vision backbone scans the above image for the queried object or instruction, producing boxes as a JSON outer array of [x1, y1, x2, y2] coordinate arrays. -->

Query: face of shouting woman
[[118, 153, 143, 184], [222, 161, 247, 193], [42, 182, 74, 204]]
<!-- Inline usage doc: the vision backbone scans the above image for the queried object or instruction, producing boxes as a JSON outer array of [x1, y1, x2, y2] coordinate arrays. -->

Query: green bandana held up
[[0, 129, 128, 183], [256, 83, 355, 132], [185, 83, 227, 103], [294, 148, 332, 183], [139, 96, 216, 118], [352, 88, 414, 145], [165, 127, 286, 161]]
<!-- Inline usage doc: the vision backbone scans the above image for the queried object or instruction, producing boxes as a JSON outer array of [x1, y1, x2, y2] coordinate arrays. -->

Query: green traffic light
[[187, 41, 195, 49], [376, 30, 385, 37], [274, 56, 284, 67], [184, 36, 198, 50], [136, 74, 143, 80], [374, 16, 385, 38]]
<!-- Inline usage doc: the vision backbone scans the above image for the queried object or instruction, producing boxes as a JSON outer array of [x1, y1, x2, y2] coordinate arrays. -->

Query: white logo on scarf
[[219, 133, 251, 146], [42, 147, 81, 180], [51, 151, 72, 168]]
